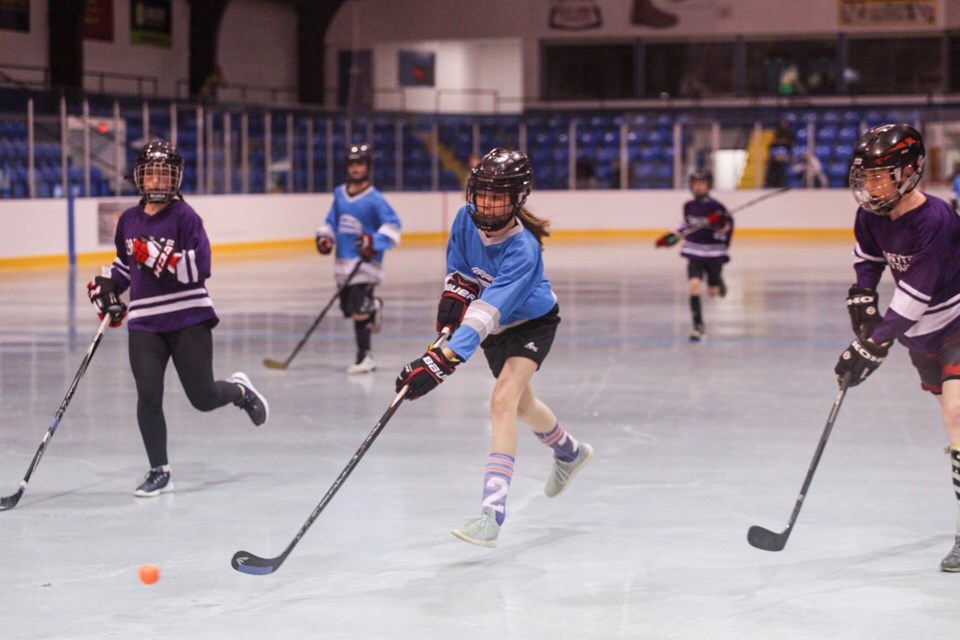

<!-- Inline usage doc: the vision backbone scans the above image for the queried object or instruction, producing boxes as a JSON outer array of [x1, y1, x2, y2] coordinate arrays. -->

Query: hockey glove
[[846, 285, 881, 340], [316, 233, 334, 255], [355, 233, 376, 261], [86, 276, 127, 328], [132, 235, 181, 281], [436, 273, 480, 333], [706, 211, 724, 227], [395, 347, 460, 400], [655, 232, 679, 248], [834, 337, 889, 387]]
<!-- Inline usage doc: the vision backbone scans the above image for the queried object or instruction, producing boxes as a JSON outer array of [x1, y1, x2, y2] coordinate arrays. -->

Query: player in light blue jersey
[[833, 124, 960, 571], [394, 148, 593, 548], [316, 143, 402, 374]]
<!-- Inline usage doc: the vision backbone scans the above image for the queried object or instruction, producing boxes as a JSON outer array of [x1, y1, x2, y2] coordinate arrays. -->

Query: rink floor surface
[[1, 238, 958, 639]]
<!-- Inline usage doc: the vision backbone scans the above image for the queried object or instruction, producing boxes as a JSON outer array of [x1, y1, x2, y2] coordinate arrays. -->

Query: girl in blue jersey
[[655, 170, 733, 341], [315, 143, 402, 374], [86, 140, 268, 498], [395, 148, 593, 548], [833, 124, 960, 572]]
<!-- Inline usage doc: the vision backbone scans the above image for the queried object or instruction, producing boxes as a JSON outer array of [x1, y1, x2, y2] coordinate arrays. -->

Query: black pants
[[129, 323, 240, 468]]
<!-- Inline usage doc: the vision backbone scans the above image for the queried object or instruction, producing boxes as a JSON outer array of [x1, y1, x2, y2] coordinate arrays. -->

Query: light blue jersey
[[445, 207, 558, 361], [316, 184, 402, 285]]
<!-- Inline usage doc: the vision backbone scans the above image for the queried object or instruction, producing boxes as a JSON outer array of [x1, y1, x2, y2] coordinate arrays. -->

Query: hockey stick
[[661, 186, 793, 244], [747, 372, 851, 551], [263, 259, 365, 370], [233, 328, 451, 575], [0, 314, 112, 511]]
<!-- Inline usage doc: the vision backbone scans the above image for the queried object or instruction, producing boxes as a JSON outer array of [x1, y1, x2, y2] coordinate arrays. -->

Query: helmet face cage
[[134, 141, 183, 204], [848, 124, 924, 216], [465, 148, 532, 232], [689, 170, 712, 196], [345, 143, 372, 183]]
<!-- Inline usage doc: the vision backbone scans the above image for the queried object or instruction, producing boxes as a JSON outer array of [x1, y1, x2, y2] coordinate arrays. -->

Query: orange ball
[[139, 563, 160, 585]]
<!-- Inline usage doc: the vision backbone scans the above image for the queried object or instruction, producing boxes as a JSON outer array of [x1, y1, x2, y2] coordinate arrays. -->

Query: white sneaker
[[451, 506, 500, 548], [347, 353, 376, 375], [545, 443, 594, 497]]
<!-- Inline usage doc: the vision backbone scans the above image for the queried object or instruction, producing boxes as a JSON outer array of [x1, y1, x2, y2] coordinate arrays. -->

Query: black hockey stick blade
[[262, 357, 289, 370], [0, 486, 25, 511], [231, 549, 287, 575], [747, 525, 790, 552]]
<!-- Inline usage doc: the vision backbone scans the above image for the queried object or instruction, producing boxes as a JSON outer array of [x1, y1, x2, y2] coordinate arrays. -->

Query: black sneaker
[[229, 371, 269, 426], [718, 279, 728, 298], [134, 466, 173, 498]]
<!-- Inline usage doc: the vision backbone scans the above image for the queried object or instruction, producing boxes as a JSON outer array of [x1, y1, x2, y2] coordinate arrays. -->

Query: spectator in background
[[792, 151, 828, 188], [575, 154, 596, 189], [765, 120, 794, 188]]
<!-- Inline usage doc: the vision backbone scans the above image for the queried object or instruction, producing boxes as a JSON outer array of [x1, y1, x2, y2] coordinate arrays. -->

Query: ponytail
[[518, 207, 550, 248]]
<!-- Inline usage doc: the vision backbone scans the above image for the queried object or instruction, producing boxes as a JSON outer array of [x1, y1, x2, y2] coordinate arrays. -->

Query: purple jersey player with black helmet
[[656, 170, 734, 341], [832, 123, 960, 571], [86, 139, 269, 498]]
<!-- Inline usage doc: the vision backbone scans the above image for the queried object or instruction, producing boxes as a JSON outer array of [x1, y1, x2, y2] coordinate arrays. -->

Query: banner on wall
[[131, 0, 172, 48], [0, 0, 29, 33], [549, 0, 603, 30], [398, 50, 435, 87], [838, 0, 936, 26], [84, 0, 114, 42]]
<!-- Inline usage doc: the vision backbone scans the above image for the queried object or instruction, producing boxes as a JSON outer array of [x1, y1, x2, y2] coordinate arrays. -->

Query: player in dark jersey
[[832, 124, 960, 572], [315, 143, 402, 374], [86, 140, 269, 498], [657, 170, 733, 341], [394, 148, 593, 548]]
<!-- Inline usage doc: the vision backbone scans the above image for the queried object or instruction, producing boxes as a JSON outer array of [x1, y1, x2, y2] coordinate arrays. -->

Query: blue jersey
[[109, 200, 217, 333], [852, 194, 960, 353], [316, 184, 401, 286], [445, 207, 558, 361], [679, 196, 732, 263]]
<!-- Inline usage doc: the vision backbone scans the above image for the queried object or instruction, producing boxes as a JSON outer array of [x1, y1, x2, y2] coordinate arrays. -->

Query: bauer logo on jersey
[[883, 251, 912, 272]]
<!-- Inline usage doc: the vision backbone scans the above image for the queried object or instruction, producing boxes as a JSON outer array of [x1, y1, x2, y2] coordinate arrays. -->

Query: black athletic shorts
[[339, 283, 377, 317], [687, 260, 724, 287], [481, 304, 560, 378], [908, 330, 960, 394]]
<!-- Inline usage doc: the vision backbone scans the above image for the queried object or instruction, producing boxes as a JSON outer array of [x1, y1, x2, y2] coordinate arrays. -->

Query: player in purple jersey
[[394, 148, 593, 548], [315, 143, 402, 374], [656, 170, 733, 341], [86, 140, 269, 498], [832, 124, 960, 571]]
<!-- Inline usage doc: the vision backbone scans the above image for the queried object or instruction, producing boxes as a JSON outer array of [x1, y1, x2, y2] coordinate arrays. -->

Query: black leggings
[[129, 324, 241, 468]]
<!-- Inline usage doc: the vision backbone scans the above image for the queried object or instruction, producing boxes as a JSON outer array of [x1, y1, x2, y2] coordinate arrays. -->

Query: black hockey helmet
[[849, 124, 925, 215], [689, 169, 712, 187], [465, 148, 533, 232], [345, 143, 372, 164], [134, 139, 183, 204]]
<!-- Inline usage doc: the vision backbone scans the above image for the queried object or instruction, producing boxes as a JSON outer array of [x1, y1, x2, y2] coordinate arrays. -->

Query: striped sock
[[950, 446, 960, 529], [481, 453, 514, 525], [536, 422, 579, 462]]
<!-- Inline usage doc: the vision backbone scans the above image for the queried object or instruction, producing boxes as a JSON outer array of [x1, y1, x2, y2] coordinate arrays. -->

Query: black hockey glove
[[436, 273, 480, 332], [846, 285, 881, 340], [655, 232, 679, 248], [86, 276, 127, 328], [834, 337, 889, 387], [395, 347, 460, 400], [355, 233, 376, 261]]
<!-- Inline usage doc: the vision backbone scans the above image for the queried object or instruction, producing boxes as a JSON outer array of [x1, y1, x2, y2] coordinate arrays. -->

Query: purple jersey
[[109, 200, 218, 333], [679, 197, 733, 263], [852, 194, 960, 352]]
